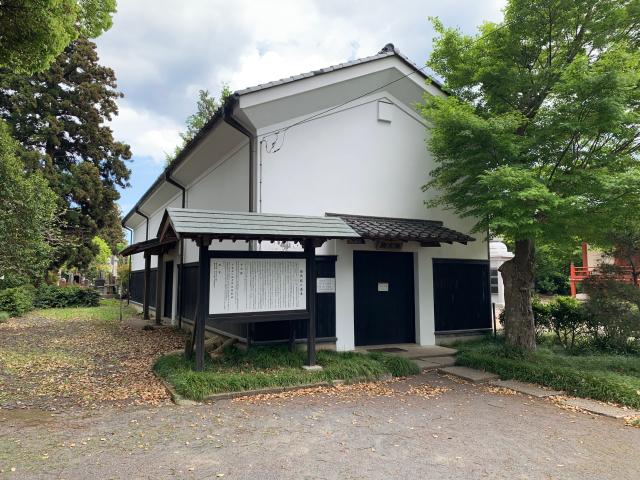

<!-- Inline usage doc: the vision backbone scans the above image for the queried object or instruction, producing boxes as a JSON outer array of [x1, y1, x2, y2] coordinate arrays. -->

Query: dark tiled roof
[[326, 213, 475, 245], [235, 43, 443, 96]]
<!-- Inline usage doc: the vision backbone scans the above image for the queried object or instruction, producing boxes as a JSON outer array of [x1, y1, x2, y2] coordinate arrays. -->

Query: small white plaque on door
[[377, 282, 389, 292], [317, 277, 336, 293]]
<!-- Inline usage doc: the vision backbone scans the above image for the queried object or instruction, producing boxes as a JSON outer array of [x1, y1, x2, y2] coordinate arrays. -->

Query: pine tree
[[0, 37, 131, 268]]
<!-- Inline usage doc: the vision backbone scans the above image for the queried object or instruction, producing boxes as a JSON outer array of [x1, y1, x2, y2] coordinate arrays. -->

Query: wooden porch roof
[[119, 237, 177, 257], [157, 208, 359, 244]]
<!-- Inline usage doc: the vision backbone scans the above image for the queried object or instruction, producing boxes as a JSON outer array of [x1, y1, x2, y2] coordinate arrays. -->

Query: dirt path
[[0, 302, 186, 410], [1, 372, 638, 479]]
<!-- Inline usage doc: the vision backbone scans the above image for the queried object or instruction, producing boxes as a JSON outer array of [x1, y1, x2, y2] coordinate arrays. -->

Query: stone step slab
[[438, 366, 499, 383], [489, 379, 564, 398], [413, 356, 456, 370], [562, 397, 640, 419]]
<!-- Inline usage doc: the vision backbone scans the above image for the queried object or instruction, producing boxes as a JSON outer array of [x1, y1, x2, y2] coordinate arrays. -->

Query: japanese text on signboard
[[209, 258, 306, 314]]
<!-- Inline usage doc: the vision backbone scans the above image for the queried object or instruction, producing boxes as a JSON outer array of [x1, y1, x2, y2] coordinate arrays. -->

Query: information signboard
[[209, 258, 306, 315]]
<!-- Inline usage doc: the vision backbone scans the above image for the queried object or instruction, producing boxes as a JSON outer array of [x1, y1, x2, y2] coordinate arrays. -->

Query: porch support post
[[143, 253, 151, 320], [155, 256, 163, 325], [304, 239, 317, 367], [195, 237, 211, 372]]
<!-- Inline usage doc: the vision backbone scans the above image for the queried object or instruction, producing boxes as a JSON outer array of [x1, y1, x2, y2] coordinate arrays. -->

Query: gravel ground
[[1, 371, 638, 480]]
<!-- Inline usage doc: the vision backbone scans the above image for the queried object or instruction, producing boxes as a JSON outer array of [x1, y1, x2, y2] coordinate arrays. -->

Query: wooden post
[[288, 320, 296, 352], [581, 242, 589, 269], [195, 237, 211, 371], [492, 302, 497, 338], [304, 239, 317, 367], [143, 253, 151, 320], [178, 239, 184, 329], [155, 257, 163, 325], [570, 262, 577, 297]]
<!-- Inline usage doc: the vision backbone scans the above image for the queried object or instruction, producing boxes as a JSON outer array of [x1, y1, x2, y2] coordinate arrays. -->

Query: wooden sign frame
[[207, 250, 310, 325]]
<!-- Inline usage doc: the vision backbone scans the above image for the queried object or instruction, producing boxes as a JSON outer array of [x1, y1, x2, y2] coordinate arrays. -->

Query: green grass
[[0, 348, 90, 374], [154, 346, 420, 401], [30, 299, 136, 324], [454, 336, 640, 409]]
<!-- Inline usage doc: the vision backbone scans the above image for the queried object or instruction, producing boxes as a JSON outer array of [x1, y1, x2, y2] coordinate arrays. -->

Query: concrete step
[[438, 366, 499, 383], [489, 379, 564, 398], [409, 346, 457, 359], [562, 398, 640, 419], [413, 356, 456, 370]]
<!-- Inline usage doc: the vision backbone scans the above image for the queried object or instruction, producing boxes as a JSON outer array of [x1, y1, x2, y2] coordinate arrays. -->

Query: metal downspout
[[223, 113, 256, 214], [165, 173, 186, 328], [123, 226, 133, 305], [223, 104, 257, 344], [135, 208, 150, 240]]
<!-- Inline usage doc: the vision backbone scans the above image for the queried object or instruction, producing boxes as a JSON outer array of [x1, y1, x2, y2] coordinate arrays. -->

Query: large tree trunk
[[499, 239, 536, 352]]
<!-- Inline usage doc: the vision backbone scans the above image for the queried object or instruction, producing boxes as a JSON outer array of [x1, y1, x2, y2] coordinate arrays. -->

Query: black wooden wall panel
[[129, 269, 157, 307], [433, 259, 491, 332], [178, 264, 198, 321]]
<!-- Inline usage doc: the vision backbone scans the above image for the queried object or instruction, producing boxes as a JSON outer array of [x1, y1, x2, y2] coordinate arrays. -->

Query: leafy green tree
[[0, 0, 116, 74], [0, 37, 131, 268], [87, 236, 112, 280], [534, 242, 580, 295], [0, 122, 57, 287], [602, 218, 640, 286], [422, 0, 640, 351], [166, 85, 232, 165]]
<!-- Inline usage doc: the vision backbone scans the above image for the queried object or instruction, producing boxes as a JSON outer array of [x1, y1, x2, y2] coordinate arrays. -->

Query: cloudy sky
[[95, 0, 506, 215]]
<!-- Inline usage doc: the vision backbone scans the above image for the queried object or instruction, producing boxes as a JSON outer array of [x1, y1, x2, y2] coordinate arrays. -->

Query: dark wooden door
[[354, 251, 415, 346], [163, 261, 174, 318], [433, 259, 491, 332]]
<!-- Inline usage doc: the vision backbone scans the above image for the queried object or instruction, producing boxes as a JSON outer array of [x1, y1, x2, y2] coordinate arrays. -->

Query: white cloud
[[109, 101, 181, 164]]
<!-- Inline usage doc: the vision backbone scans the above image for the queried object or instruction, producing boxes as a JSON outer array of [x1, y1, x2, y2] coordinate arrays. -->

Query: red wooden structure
[[569, 242, 636, 296]]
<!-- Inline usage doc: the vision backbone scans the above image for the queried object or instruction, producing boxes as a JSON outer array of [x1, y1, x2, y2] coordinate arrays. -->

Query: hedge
[[34, 285, 100, 309], [0, 285, 101, 317], [0, 285, 35, 317]]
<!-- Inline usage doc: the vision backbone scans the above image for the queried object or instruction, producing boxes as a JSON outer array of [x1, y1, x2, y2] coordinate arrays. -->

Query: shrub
[[519, 296, 589, 350], [582, 277, 640, 353], [0, 311, 10, 323], [546, 296, 587, 351], [531, 298, 552, 342], [34, 285, 101, 309], [0, 285, 35, 316]]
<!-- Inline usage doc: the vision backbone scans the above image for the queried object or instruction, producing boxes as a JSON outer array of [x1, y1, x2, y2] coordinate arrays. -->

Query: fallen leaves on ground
[[0, 303, 186, 409], [233, 380, 449, 404], [624, 416, 640, 428], [482, 385, 519, 396]]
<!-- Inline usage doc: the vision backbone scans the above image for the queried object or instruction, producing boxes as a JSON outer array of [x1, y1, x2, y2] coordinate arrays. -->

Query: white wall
[[130, 143, 251, 269], [258, 94, 487, 349], [183, 142, 251, 263], [490, 241, 514, 307], [127, 89, 487, 346]]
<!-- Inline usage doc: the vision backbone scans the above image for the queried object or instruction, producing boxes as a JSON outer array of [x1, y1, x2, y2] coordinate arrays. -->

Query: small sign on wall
[[377, 282, 389, 292], [317, 277, 336, 293], [375, 240, 403, 250]]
